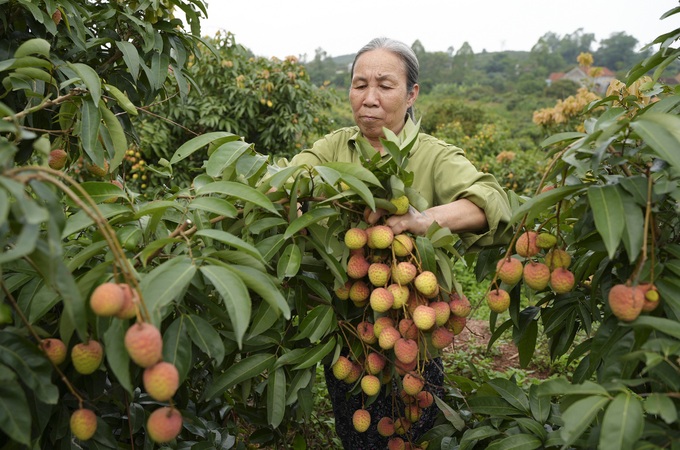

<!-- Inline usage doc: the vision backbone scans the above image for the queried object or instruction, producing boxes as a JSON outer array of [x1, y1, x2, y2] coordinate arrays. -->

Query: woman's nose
[[363, 87, 379, 106]]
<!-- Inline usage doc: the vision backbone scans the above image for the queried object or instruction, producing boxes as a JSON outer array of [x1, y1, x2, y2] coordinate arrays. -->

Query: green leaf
[[487, 378, 530, 414], [133, 200, 181, 219], [485, 434, 543, 450], [68, 62, 101, 105], [0, 223, 39, 264], [140, 256, 197, 323], [277, 243, 302, 279], [206, 140, 251, 177], [321, 161, 382, 186], [267, 367, 286, 428], [197, 180, 277, 213], [620, 194, 644, 263], [186, 314, 226, 365], [460, 426, 501, 450], [200, 265, 251, 349], [104, 83, 138, 116], [170, 132, 238, 164], [434, 394, 465, 431], [203, 354, 276, 400], [0, 381, 31, 445], [510, 184, 585, 225], [115, 41, 140, 81], [588, 185, 625, 259], [71, 181, 124, 205], [99, 103, 127, 171], [285, 369, 313, 406], [0, 332, 58, 405], [537, 377, 610, 397], [103, 319, 132, 394], [529, 384, 550, 423], [283, 208, 339, 239], [293, 337, 336, 370], [229, 265, 291, 319], [163, 316, 192, 383], [195, 229, 265, 263], [627, 315, 680, 339], [598, 392, 643, 450], [468, 395, 521, 416], [14, 38, 50, 58], [515, 417, 548, 440], [632, 112, 680, 174], [645, 393, 678, 424], [292, 305, 335, 343], [560, 395, 610, 446], [79, 99, 103, 166]]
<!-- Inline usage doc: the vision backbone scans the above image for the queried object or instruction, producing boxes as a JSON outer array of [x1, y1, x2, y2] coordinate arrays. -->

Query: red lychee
[[377, 416, 395, 437], [448, 315, 466, 336], [412, 305, 436, 330], [334, 280, 352, 300], [515, 231, 540, 257], [404, 403, 422, 422], [392, 234, 414, 257], [124, 322, 163, 368], [394, 338, 419, 364], [357, 321, 378, 344], [430, 301, 451, 326], [86, 160, 109, 178], [347, 254, 370, 279], [431, 326, 454, 349], [449, 293, 471, 318], [486, 289, 510, 313], [394, 417, 412, 435], [143, 361, 180, 401], [344, 361, 362, 384], [378, 326, 401, 350], [392, 261, 417, 285], [365, 352, 386, 374], [90, 282, 125, 317], [414, 271, 439, 298], [116, 283, 138, 319], [367, 225, 394, 249], [394, 358, 417, 376], [388, 437, 406, 450], [147, 406, 183, 443], [398, 318, 418, 340], [402, 372, 425, 396], [41, 338, 67, 365], [361, 374, 382, 396], [344, 227, 368, 249], [608, 284, 645, 322], [550, 267, 575, 294], [373, 316, 395, 338], [416, 390, 434, 408], [71, 340, 103, 374], [349, 280, 371, 305], [523, 261, 550, 291], [70, 408, 97, 440], [496, 257, 523, 286], [370, 287, 395, 312], [353, 408, 371, 433], [48, 149, 68, 170]]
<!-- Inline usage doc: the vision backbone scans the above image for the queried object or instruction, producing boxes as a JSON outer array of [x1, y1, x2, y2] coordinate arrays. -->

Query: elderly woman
[[289, 37, 511, 449]]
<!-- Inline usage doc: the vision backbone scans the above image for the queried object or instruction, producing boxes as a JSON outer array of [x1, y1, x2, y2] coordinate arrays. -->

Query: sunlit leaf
[[560, 395, 610, 446], [632, 113, 680, 174], [598, 392, 643, 450], [283, 208, 339, 239], [170, 132, 239, 164], [140, 256, 197, 323], [588, 185, 624, 260], [197, 180, 277, 213]]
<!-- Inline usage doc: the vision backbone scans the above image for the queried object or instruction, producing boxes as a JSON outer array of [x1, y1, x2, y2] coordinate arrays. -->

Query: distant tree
[[306, 47, 342, 87], [451, 42, 475, 84], [594, 32, 650, 72], [558, 28, 596, 64], [530, 38, 566, 74]]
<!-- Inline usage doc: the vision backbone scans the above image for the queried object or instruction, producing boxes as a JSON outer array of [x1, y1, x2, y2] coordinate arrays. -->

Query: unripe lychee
[[368, 263, 391, 287], [486, 289, 510, 313], [402, 372, 425, 395], [344, 228, 368, 249], [394, 338, 419, 364], [357, 321, 378, 344], [367, 225, 394, 249], [398, 318, 419, 340], [448, 315, 467, 336], [392, 262, 417, 285], [412, 305, 436, 330], [116, 284, 138, 319], [392, 234, 414, 257], [361, 374, 382, 396], [404, 404, 422, 422], [545, 248, 571, 270], [70, 408, 97, 440], [515, 231, 539, 257], [86, 160, 109, 178], [394, 416, 412, 435], [388, 437, 406, 450], [90, 282, 125, 317], [365, 352, 386, 374], [378, 326, 401, 350], [124, 322, 163, 368], [416, 390, 434, 408], [48, 149, 68, 170], [71, 340, 103, 374], [147, 406, 183, 443], [550, 267, 575, 294], [353, 409, 371, 433], [332, 355, 353, 380], [373, 316, 395, 338], [377, 416, 395, 437], [390, 195, 410, 215], [523, 261, 550, 291], [334, 280, 352, 300], [143, 361, 179, 401], [414, 271, 439, 298], [536, 232, 557, 249], [430, 301, 451, 326], [344, 361, 362, 384], [639, 284, 661, 312], [449, 294, 471, 318], [496, 257, 523, 286], [388, 284, 410, 309], [431, 326, 454, 349], [370, 287, 395, 312], [347, 254, 370, 279], [608, 284, 644, 322], [349, 280, 370, 304], [41, 338, 67, 365]]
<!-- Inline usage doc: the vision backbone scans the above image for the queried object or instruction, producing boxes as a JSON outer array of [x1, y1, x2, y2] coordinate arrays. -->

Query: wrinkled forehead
[[352, 49, 407, 82]]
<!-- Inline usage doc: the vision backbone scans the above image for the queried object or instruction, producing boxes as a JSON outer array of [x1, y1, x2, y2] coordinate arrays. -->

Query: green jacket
[[288, 123, 512, 250]]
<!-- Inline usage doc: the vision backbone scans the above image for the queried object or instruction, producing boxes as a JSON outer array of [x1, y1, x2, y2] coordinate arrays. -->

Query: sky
[[198, 1, 677, 60]]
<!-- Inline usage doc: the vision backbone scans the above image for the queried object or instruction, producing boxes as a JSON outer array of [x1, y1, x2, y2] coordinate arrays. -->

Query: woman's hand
[[364, 206, 433, 236]]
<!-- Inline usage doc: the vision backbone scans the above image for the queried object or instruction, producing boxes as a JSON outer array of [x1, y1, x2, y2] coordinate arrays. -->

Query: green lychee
[[414, 271, 439, 298], [367, 225, 394, 249], [361, 374, 381, 396], [545, 248, 571, 270], [370, 287, 394, 312], [412, 305, 436, 330], [392, 261, 417, 285], [373, 316, 395, 338], [344, 227, 368, 249], [536, 232, 557, 249], [41, 338, 67, 365], [332, 355, 353, 380], [387, 283, 410, 309], [71, 340, 103, 374], [392, 234, 414, 257], [486, 289, 510, 313], [390, 195, 410, 215], [352, 408, 371, 433], [70, 408, 97, 440], [368, 263, 391, 287]]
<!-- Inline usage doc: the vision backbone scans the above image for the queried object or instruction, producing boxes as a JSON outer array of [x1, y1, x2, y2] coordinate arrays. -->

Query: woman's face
[[349, 48, 419, 144]]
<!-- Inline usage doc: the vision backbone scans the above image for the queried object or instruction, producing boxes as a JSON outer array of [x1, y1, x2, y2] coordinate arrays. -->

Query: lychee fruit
[[48, 149, 68, 170], [377, 416, 395, 437], [332, 355, 354, 380], [523, 261, 550, 291], [412, 305, 436, 330], [86, 160, 109, 178], [394, 417, 412, 435], [398, 318, 418, 340], [394, 338, 419, 364], [448, 315, 467, 336], [367, 262, 391, 287], [367, 225, 394, 249], [414, 271, 439, 298], [373, 316, 395, 338], [402, 372, 425, 395], [344, 361, 362, 384], [394, 358, 417, 376], [486, 289, 510, 313], [70, 408, 97, 440], [353, 409, 371, 433], [334, 280, 352, 300], [639, 284, 661, 312], [449, 293, 471, 318], [89, 282, 125, 317], [388, 284, 410, 309], [378, 326, 401, 350], [550, 267, 575, 294], [545, 248, 571, 270], [361, 374, 382, 396], [388, 437, 406, 450], [347, 254, 370, 279], [496, 257, 523, 286], [392, 234, 414, 257], [71, 340, 103, 374], [349, 280, 371, 305], [116, 283, 138, 319], [357, 321, 378, 344], [370, 287, 395, 312], [431, 326, 454, 349], [147, 406, 183, 443], [41, 338, 67, 365], [143, 361, 179, 401], [392, 262, 417, 285], [430, 301, 451, 326], [536, 232, 557, 249], [404, 404, 422, 422], [608, 284, 644, 322], [124, 322, 163, 368], [365, 352, 386, 375], [515, 231, 539, 257], [344, 228, 368, 250], [416, 390, 434, 408], [390, 195, 410, 215]]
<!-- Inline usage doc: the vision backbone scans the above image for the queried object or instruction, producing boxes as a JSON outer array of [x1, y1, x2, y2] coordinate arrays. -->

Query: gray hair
[[350, 37, 419, 120]]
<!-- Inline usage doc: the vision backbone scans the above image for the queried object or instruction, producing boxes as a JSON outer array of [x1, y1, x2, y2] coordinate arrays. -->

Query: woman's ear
[[407, 83, 420, 107]]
